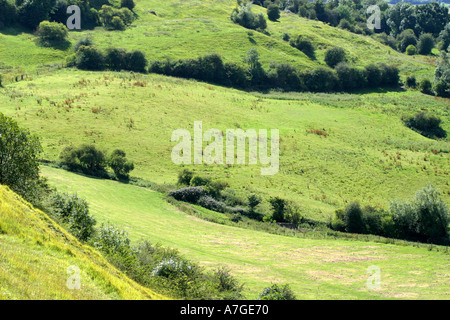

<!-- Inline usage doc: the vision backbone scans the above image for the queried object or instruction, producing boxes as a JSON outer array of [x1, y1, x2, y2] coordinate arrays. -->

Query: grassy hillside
[[0, 184, 167, 300], [41, 166, 450, 299], [0, 0, 438, 82], [0, 69, 448, 221]]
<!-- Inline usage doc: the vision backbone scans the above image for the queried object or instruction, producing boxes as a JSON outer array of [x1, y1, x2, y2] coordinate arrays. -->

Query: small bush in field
[[259, 284, 296, 300], [168, 186, 207, 203]]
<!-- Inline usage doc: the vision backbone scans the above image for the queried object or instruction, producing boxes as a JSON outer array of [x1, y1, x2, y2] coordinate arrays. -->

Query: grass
[[0, 184, 168, 300], [0, 69, 448, 222], [41, 166, 450, 299]]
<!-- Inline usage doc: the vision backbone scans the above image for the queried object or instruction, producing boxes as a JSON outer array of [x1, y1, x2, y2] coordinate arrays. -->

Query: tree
[[324, 47, 346, 68], [415, 2, 449, 36], [335, 62, 367, 91], [108, 149, 134, 179], [105, 47, 128, 70], [178, 169, 194, 186], [419, 78, 433, 95], [37, 21, 68, 43], [417, 33, 435, 55], [267, 4, 280, 21], [245, 48, 267, 86], [0, 113, 42, 199], [60, 144, 107, 172], [290, 36, 315, 59], [438, 23, 450, 52], [126, 50, 148, 72], [0, 0, 17, 28], [398, 29, 417, 52], [365, 64, 382, 88], [17, 0, 56, 29], [386, 2, 416, 36], [231, 0, 267, 30]]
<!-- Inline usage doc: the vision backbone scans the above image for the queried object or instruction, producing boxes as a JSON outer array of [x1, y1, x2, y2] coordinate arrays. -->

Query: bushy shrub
[[99, 5, 134, 30], [406, 75, 417, 88], [37, 21, 68, 43], [406, 44, 417, 55], [0, 0, 17, 28], [290, 36, 315, 59], [126, 50, 148, 72], [105, 47, 128, 70], [269, 197, 287, 222], [152, 257, 196, 279], [268, 63, 302, 91], [379, 64, 400, 87], [75, 45, 106, 70], [190, 175, 211, 187], [398, 29, 417, 52], [224, 62, 250, 88], [324, 47, 346, 68], [168, 186, 207, 204], [403, 112, 446, 139], [259, 284, 296, 300], [74, 37, 94, 52], [433, 52, 450, 98], [419, 78, 433, 95], [267, 4, 280, 21], [48, 192, 96, 241]]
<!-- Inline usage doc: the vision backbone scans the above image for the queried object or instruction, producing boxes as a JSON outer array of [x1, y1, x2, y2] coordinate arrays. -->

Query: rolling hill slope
[[41, 166, 450, 299], [0, 184, 167, 300]]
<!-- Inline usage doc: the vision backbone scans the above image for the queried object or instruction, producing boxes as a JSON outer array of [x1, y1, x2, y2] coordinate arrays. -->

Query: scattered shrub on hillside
[[290, 35, 316, 59], [419, 78, 433, 95], [48, 192, 96, 241], [398, 29, 417, 52], [231, 0, 267, 31], [403, 112, 446, 139], [168, 186, 207, 204], [406, 75, 417, 88], [259, 284, 296, 300], [198, 196, 227, 213], [269, 197, 287, 222], [267, 4, 280, 21], [126, 50, 148, 72], [324, 47, 347, 68], [433, 52, 450, 98]]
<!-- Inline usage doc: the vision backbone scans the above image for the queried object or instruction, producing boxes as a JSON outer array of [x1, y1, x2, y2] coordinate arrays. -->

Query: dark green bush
[[267, 4, 280, 21], [168, 186, 207, 204], [120, 0, 135, 10], [59, 144, 107, 173], [269, 197, 287, 222], [74, 37, 94, 52], [126, 50, 148, 72], [231, 1, 267, 30], [105, 47, 128, 71], [177, 169, 194, 186], [290, 35, 316, 59], [403, 112, 446, 139], [365, 64, 382, 88], [324, 47, 346, 68], [302, 67, 338, 92], [344, 202, 365, 233], [259, 284, 296, 300], [406, 75, 417, 88], [335, 62, 367, 91], [417, 33, 435, 55], [198, 196, 227, 213], [75, 45, 106, 70]]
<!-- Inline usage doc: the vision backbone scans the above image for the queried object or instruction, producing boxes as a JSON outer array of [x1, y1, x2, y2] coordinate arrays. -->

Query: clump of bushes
[[98, 5, 135, 30], [73, 42, 148, 72], [403, 112, 447, 139], [59, 145, 135, 179], [93, 223, 245, 299], [331, 185, 449, 245], [267, 3, 280, 21], [231, 0, 267, 31], [259, 284, 296, 300]]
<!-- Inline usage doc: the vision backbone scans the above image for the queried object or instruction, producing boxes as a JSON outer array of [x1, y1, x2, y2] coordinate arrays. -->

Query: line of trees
[[148, 50, 400, 93]]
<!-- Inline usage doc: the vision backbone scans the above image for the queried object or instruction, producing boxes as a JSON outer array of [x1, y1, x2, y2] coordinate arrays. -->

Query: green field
[[41, 166, 450, 299], [0, 0, 449, 301], [0, 69, 448, 221]]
